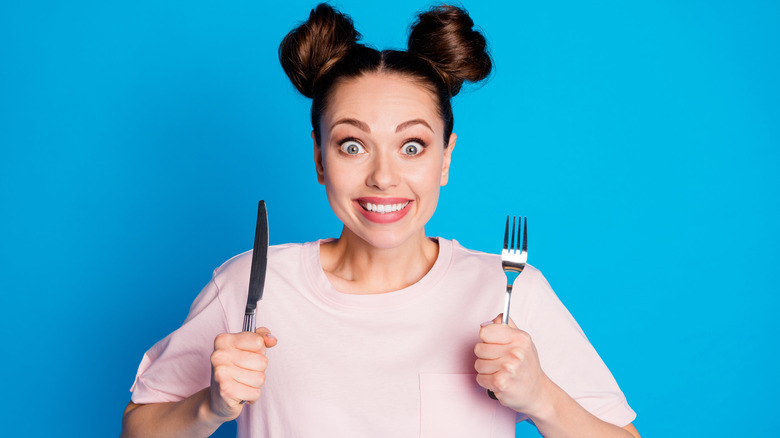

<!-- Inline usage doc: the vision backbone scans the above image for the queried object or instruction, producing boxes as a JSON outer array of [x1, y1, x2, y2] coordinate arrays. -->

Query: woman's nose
[[366, 153, 399, 190]]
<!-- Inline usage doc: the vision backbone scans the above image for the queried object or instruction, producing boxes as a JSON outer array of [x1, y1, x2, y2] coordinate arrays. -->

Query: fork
[[488, 215, 527, 400], [500, 215, 527, 324]]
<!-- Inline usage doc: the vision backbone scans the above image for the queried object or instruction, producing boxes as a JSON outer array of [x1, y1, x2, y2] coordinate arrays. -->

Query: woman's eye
[[402, 141, 424, 156], [340, 141, 365, 155]]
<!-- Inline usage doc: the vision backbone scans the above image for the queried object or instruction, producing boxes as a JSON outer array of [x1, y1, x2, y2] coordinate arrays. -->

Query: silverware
[[499, 215, 527, 324], [239, 201, 269, 405], [243, 200, 269, 333], [489, 215, 527, 400]]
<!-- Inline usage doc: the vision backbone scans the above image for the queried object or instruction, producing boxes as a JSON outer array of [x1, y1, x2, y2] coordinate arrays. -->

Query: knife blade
[[242, 200, 269, 333]]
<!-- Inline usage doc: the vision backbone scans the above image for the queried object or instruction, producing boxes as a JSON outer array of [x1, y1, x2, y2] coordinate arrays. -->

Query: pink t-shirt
[[131, 238, 635, 437]]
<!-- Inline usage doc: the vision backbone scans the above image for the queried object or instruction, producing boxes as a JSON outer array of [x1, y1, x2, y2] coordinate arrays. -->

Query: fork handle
[[501, 284, 513, 324], [488, 285, 513, 400]]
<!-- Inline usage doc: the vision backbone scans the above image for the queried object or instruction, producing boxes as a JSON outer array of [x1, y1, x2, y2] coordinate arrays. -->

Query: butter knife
[[242, 200, 269, 333]]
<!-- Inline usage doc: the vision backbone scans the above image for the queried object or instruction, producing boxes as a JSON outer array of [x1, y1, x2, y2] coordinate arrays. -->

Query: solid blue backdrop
[[1, 0, 778, 436]]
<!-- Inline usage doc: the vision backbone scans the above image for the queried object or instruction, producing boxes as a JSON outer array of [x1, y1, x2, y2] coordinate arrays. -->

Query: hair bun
[[279, 3, 361, 98], [408, 5, 492, 95]]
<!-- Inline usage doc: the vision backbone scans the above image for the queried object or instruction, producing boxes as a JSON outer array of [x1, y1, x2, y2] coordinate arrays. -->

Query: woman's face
[[314, 72, 456, 250]]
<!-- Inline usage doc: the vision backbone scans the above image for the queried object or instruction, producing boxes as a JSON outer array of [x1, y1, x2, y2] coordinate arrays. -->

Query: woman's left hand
[[474, 314, 553, 415]]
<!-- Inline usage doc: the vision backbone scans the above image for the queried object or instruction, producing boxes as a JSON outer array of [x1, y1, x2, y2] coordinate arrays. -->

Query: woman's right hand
[[208, 327, 277, 421]]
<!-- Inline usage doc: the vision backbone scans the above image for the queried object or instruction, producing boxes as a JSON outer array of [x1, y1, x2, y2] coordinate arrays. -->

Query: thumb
[[255, 327, 278, 348]]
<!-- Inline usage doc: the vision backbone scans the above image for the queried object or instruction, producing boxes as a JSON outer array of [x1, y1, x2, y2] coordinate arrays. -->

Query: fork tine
[[522, 216, 527, 253], [510, 216, 516, 251], [516, 216, 521, 252], [503, 216, 510, 250]]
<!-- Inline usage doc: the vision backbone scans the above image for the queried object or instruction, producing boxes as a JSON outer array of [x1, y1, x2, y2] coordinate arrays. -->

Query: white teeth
[[361, 201, 410, 214]]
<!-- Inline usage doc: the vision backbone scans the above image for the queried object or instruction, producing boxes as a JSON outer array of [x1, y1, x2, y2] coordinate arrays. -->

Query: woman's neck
[[319, 228, 439, 295]]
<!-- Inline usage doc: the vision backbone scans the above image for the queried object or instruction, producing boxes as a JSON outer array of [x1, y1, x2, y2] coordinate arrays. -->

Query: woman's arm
[[528, 379, 640, 438], [121, 328, 277, 438], [121, 389, 223, 438], [475, 315, 640, 438]]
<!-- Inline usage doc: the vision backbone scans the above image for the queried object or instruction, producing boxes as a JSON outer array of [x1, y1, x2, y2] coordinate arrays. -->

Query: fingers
[[475, 373, 503, 394], [213, 327, 277, 351], [209, 328, 276, 417], [479, 315, 526, 344], [475, 373, 494, 392], [489, 313, 518, 328], [212, 347, 268, 372], [214, 331, 266, 353], [212, 365, 264, 406], [256, 327, 278, 348], [214, 363, 267, 389], [474, 316, 533, 387], [474, 341, 508, 360], [474, 348, 527, 375]]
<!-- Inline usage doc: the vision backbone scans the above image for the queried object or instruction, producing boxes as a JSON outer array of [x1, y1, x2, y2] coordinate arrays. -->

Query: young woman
[[121, 4, 639, 437]]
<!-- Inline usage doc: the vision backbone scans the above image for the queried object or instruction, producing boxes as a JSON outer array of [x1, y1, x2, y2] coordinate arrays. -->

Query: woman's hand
[[208, 327, 277, 421], [474, 314, 552, 415]]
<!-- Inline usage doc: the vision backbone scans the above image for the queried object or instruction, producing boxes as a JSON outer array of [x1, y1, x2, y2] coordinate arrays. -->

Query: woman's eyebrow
[[396, 119, 433, 133], [330, 118, 433, 133], [332, 118, 370, 133]]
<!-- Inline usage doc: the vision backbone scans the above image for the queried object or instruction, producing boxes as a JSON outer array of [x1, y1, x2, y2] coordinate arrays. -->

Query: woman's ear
[[440, 133, 457, 186], [313, 131, 325, 185]]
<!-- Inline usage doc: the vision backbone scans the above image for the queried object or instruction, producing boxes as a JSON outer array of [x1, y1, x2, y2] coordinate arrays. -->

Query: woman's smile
[[355, 197, 413, 223]]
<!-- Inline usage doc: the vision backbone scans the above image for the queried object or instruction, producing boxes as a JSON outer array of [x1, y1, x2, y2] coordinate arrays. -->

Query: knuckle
[[214, 332, 230, 347], [494, 375, 509, 392], [250, 388, 263, 401], [210, 349, 225, 364], [509, 347, 525, 361], [516, 330, 532, 344], [242, 332, 263, 350], [212, 365, 229, 381], [218, 386, 233, 401]]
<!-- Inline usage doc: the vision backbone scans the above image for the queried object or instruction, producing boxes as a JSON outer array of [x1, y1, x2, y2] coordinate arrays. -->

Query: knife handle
[[238, 311, 257, 406], [242, 311, 257, 333]]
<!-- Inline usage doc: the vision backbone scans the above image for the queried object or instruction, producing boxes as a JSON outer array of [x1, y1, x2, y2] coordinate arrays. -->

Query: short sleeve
[[511, 267, 636, 427], [130, 276, 230, 404]]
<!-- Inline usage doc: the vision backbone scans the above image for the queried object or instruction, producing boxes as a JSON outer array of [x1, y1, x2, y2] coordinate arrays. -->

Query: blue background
[[1, 0, 778, 436]]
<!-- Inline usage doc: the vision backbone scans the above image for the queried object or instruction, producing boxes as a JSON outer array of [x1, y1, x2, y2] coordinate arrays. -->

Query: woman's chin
[[343, 227, 426, 251]]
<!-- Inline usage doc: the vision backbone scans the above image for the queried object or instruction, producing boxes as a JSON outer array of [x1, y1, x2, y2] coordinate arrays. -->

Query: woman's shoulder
[[441, 237, 546, 295], [209, 241, 320, 288]]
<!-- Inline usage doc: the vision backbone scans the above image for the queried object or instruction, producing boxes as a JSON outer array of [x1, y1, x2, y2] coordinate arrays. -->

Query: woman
[[121, 4, 639, 437]]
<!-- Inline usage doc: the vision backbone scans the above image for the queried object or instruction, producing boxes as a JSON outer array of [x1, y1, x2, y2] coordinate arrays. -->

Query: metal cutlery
[[488, 215, 527, 400], [243, 200, 269, 333]]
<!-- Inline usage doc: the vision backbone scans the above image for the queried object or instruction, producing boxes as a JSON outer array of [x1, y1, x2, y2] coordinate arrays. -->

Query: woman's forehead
[[324, 72, 442, 131]]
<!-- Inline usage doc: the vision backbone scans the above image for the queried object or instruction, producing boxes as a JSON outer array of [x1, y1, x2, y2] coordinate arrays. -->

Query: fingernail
[[480, 321, 494, 327], [263, 333, 277, 340]]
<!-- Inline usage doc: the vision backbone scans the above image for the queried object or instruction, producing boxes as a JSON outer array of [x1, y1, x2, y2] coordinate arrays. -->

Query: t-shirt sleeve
[[129, 276, 230, 404], [512, 267, 637, 427]]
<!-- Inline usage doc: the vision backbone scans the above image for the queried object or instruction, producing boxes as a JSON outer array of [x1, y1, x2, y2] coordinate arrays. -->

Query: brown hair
[[279, 3, 493, 146]]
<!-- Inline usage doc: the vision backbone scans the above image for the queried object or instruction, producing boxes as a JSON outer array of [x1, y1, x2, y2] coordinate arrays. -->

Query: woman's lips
[[354, 197, 412, 223]]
